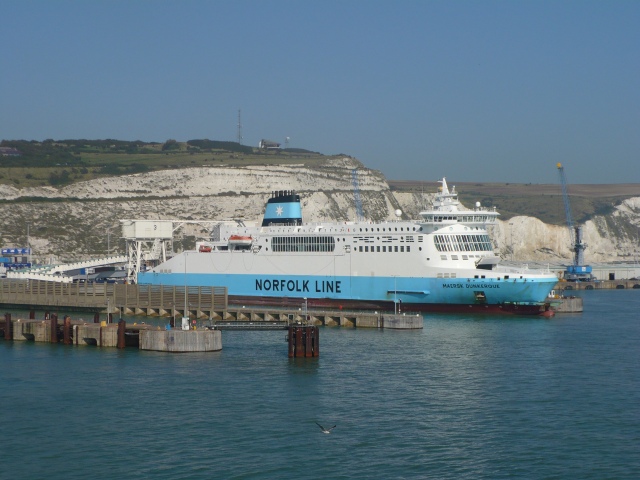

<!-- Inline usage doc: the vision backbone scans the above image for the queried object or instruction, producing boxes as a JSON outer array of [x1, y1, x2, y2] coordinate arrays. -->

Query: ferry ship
[[137, 179, 559, 315]]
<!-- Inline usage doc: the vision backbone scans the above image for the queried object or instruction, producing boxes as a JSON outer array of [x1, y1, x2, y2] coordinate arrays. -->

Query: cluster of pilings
[[2, 312, 117, 345], [287, 325, 319, 357]]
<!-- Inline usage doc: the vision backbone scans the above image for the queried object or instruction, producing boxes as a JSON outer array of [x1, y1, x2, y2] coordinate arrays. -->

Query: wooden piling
[[295, 327, 304, 357], [63, 316, 72, 345], [287, 326, 319, 358], [29, 311, 35, 320], [93, 313, 100, 323], [4, 313, 12, 341], [117, 320, 126, 349], [50, 314, 58, 343]]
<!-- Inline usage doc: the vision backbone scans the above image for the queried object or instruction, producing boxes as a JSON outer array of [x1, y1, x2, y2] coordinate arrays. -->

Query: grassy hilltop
[[1, 138, 637, 227], [0, 138, 328, 188]]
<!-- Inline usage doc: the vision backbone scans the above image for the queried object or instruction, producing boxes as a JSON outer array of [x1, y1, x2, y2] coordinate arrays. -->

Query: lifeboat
[[228, 235, 252, 246], [199, 245, 212, 253]]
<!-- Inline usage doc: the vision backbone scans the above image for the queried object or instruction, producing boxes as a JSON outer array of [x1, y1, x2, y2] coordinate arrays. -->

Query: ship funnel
[[262, 190, 303, 226]]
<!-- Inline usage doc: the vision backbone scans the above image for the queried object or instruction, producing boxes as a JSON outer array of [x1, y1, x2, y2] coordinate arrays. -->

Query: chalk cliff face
[[1, 158, 638, 264]]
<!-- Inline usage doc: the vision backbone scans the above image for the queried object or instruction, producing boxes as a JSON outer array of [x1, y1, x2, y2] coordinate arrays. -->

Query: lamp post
[[303, 297, 308, 323]]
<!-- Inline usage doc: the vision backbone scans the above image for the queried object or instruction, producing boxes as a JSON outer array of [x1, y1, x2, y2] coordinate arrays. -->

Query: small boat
[[228, 235, 252, 246], [199, 245, 212, 253]]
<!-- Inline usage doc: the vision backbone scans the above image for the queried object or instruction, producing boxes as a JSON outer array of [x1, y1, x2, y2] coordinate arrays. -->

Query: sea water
[[1, 290, 639, 479]]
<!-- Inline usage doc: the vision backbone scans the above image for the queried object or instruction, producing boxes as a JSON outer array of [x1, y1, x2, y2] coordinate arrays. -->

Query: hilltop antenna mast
[[237, 109, 243, 145]]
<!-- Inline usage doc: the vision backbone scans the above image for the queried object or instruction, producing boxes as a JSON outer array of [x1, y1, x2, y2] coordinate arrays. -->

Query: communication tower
[[237, 109, 243, 145]]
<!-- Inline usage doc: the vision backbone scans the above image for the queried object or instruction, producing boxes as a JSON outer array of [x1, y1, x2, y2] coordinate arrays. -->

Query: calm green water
[[1, 290, 639, 479]]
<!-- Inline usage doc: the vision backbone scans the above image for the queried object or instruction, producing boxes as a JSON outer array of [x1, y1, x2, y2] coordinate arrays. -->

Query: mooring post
[[295, 327, 304, 357], [4, 313, 12, 341], [117, 319, 126, 349], [63, 316, 72, 345], [305, 325, 313, 357], [311, 326, 319, 357], [50, 314, 58, 343], [287, 327, 295, 357], [287, 325, 319, 358]]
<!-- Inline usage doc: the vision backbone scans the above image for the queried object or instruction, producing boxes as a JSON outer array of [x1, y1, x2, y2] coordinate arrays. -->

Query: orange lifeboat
[[229, 235, 252, 246]]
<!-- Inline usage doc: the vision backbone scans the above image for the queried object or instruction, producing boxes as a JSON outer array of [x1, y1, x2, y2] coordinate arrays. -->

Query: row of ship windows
[[271, 236, 336, 252], [354, 226, 422, 232], [424, 215, 493, 223], [433, 234, 493, 252], [436, 273, 489, 278], [353, 235, 421, 243], [356, 245, 412, 253], [440, 254, 483, 260]]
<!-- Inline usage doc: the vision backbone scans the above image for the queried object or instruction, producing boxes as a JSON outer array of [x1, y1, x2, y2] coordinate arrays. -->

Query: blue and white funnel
[[262, 190, 302, 226]]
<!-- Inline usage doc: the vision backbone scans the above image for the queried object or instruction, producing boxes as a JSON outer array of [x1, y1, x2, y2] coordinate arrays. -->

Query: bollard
[[63, 316, 72, 345], [4, 313, 12, 341], [50, 314, 58, 343], [117, 319, 126, 349]]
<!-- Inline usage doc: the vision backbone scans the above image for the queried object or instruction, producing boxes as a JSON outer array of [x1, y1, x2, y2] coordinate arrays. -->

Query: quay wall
[[555, 279, 640, 291]]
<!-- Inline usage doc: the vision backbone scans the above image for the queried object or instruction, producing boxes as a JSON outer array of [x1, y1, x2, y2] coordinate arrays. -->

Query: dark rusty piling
[[29, 311, 35, 320], [93, 313, 100, 323], [50, 314, 58, 343], [63, 316, 72, 345], [287, 326, 319, 358], [117, 319, 126, 349], [4, 313, 12, 341]]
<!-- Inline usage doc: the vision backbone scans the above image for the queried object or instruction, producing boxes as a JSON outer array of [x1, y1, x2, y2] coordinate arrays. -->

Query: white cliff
[[1, 159, 638, 265]]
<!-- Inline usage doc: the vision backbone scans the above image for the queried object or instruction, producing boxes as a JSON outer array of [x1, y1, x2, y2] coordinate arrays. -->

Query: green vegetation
[[0, 138, 325, 188]]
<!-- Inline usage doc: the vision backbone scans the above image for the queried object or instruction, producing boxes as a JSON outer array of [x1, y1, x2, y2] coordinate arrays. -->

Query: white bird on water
[[316, 422, 336, 434]]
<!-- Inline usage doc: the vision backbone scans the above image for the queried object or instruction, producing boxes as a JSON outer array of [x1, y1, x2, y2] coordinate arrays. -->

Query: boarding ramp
[[6, 255, 128, 283]]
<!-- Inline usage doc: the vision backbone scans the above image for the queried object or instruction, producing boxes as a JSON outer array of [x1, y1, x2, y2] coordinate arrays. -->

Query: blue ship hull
[[138, 271, 557, 314]]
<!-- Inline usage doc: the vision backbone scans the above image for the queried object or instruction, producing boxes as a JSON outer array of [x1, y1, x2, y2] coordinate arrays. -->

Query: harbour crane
[[556, 163, 593, 281]]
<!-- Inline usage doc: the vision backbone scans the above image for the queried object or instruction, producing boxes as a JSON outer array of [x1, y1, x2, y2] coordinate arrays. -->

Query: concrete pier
[[381, 314, 424, 329], [140, 329, 221, 353], [551, 296, 584, 313]]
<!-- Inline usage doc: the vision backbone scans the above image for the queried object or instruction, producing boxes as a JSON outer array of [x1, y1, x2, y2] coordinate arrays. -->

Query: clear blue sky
[[1, 0, 638, 184]]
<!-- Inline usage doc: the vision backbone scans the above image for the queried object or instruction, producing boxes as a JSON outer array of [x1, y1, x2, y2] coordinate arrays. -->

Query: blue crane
[[556, 163, 592, 281]]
